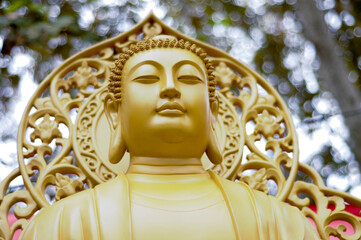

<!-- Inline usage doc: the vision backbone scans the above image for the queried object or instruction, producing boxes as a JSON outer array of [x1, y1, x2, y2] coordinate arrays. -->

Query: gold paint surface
[[0, 13, 358, 240]]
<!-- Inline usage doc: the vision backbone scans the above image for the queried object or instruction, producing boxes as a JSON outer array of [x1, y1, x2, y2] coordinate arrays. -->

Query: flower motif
[[68, 61, 98, 90], [240, 168, 269, 194], [143, 22, 162, 39], [214, 62, 238, 89], [34, 97, 53, 110], [30, 114, 62, 144], [254, 110, 284, 139], [55, 173, 84, 201]]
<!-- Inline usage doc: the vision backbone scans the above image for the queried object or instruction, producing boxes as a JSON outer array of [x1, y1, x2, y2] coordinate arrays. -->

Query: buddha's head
[[105, 35, 222, 165]]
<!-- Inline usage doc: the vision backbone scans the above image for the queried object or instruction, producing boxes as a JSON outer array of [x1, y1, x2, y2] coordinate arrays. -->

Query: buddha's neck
[[127, 156, 206, 175]]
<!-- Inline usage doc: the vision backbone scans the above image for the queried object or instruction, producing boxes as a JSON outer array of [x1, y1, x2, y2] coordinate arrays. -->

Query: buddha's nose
[[160, 74, 181, 99], [160, 87, 181, 99]]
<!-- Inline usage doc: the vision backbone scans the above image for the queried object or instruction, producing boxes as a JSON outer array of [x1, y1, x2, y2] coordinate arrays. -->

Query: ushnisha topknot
[[108, 36, 216, 103]]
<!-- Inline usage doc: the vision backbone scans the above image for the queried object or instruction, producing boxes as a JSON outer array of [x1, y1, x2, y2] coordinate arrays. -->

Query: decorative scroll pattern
[[212, 60, 298, 200], [0, 13, 360, 240], [74, 87, 117, 183], [287, 163, 361, 240], [211, 89, 244, 179]]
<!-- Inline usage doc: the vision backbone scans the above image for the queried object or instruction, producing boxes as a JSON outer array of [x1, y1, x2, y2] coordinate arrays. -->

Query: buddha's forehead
[[123, 48, 206, 72]]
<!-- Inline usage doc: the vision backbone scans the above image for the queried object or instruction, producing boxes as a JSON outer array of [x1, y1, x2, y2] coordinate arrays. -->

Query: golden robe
[[20, 173, 319, 240]]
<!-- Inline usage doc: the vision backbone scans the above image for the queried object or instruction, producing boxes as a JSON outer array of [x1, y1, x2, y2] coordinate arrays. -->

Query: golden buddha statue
[[20, 36, 318, 240]]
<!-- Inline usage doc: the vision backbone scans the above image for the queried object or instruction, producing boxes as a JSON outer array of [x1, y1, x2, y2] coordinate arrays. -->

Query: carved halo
[[0, 13, 359, 240], [16, 13, 299, 208]]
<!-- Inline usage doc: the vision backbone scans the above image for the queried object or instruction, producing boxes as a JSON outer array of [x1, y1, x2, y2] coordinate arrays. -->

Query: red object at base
[[8, 204, 361, 239], [308, 203, 361, 239], [8, 214, 21, 240]]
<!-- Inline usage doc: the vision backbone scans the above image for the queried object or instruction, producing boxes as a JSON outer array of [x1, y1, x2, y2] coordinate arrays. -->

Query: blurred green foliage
[[1, 0, 361, 191]]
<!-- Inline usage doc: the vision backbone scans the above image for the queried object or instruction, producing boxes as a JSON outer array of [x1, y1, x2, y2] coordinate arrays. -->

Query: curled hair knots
[[108, 37, 216, 103]]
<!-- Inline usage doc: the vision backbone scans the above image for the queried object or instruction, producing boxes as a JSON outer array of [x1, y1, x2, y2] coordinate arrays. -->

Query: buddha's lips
[[156, 102, 186, 113]]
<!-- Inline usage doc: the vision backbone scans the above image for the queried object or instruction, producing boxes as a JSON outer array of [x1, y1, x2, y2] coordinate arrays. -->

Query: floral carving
[[214, 62, 239, 89], [68, 61, 98, 90], [143, 22, 162, 39], [55, 173, 83, 201], [30, 114, 62, 144], [1, 13, 359, 240], [240, 168, 269, 194], [33, 97, 53, 110], [288, 172, 361, 240], [254, 110, 284, 140]]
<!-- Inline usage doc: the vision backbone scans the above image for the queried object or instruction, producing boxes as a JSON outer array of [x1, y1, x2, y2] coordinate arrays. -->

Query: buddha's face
[[119, 48, 211, 158]]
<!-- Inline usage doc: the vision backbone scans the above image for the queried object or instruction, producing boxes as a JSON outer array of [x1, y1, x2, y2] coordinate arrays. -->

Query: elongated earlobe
[[109, 124, 127, 164], [104, 93, 127, 164], [206, 126, 223, 165], [206, 94, 222, 164]]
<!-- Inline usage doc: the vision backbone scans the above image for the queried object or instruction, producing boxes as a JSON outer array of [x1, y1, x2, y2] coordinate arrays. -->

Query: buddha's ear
[[206, 95, 223, 165], [108, 123, 127, 164], [104, 93, 119, 130], [104, 94, 126, 164]]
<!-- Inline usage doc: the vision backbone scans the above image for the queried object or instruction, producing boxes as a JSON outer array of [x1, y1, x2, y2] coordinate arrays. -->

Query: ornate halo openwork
[[16, 13, 298, 206], [1, 13, 360, 240]]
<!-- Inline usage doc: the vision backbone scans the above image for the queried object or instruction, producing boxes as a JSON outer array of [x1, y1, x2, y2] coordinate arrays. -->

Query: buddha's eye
[[178, 75, 203, 84], [132, 75, 160, 84]]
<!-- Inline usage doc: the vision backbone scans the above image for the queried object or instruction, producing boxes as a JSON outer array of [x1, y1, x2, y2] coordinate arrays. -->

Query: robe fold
[[20, 173, 319, 240]]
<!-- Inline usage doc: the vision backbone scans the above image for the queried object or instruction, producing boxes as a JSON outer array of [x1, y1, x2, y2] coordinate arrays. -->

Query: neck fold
[[127, 156, 206, 175]]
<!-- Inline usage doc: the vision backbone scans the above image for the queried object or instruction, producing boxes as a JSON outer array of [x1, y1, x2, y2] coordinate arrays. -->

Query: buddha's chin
[[149, 116, 207, 144], [156, 128, 189, 144], [150, 117, 190, 142]]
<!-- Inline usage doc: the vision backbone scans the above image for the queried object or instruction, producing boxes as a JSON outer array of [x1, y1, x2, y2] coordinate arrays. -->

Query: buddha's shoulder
[[20, 175, 127, 239], [37, 175, 124, 215], [218, 176, 300, 213], [22, 187, 93, 233], [218, 177, 319, 239]]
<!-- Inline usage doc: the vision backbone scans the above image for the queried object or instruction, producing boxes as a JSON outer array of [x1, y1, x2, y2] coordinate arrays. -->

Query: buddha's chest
[[127, 174, 237, 240]]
